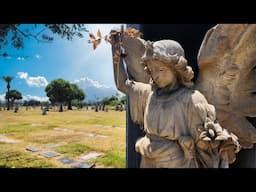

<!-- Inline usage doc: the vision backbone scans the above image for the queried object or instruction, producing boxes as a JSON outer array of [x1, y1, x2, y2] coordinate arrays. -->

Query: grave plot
[[25, 146, 40, 152], [72, 162, 95, 168], [79, 152, 104, 161], [57, 157, 77, 165], [0, 135, 19, 143], [44, 143, 66, 149], [40, 151, 60, 158]]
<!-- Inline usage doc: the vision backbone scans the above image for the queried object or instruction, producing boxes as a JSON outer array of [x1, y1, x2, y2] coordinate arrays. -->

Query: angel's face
[[146, 60, 177, 88]]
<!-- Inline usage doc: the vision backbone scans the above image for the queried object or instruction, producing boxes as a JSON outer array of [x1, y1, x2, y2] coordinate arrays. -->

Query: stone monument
[[110, 28, 240, 168]]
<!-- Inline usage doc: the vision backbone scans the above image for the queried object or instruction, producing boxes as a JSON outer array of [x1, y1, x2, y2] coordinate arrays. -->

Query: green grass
[[89, 150, 125, 168], [0, 145, 57, 168], [0, 124, 50, 134], [0, 107, 126, 168], [55, 143, 92, 158], [80, 117, 124, 127]]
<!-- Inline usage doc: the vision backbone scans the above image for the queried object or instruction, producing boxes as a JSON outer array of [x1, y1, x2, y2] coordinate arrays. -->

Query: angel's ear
[[122, 36, 150, 83]]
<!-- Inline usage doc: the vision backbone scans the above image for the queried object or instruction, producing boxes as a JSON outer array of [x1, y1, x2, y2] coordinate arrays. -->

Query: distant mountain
[[73, 77, 123, 102]]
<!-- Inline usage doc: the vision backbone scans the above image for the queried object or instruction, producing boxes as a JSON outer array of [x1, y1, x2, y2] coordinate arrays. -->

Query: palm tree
[[2, 76, 13, 110]]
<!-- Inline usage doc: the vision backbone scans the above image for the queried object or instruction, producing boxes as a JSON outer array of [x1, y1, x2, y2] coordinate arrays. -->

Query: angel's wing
[[122, 36, 150, 83], [196, 24, 256, 149]]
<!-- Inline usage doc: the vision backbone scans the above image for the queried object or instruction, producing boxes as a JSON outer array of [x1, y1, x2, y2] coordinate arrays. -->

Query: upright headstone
[[42, 107, 47, 115], [14, 105, 19, 113]]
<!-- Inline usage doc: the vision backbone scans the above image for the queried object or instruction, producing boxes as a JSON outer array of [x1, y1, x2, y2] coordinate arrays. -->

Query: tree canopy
[[5, 89, 22, 103], [2, 76, 14, 110], [45, 78, 85, 111], [45, 78, 71, 104], [0, 24, 88, 57], [67, 83, 85, 110]]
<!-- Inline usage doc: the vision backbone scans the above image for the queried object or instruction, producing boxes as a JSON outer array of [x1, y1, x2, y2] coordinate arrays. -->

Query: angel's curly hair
[[140, 40, 194, 88]]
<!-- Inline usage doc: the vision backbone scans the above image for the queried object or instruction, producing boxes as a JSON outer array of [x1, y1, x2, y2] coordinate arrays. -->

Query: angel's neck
[[156, 81, 180, 96]]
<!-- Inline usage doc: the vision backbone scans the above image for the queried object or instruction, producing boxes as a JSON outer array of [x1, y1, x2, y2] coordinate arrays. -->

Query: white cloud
[[35, 54, 41, 59], [17, 72, 28, 79], [17, 72, 48, 87], [17, 57, 25, 61], [73, 77, 111, 89], [26, 76, 48, 87], [22, 95, 49, 102], [0, 94, 5, 102], [0, 93, 49, 102]]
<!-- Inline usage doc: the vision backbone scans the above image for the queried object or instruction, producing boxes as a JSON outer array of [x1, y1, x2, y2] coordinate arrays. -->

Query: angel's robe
[[126, 80, 238, 168]]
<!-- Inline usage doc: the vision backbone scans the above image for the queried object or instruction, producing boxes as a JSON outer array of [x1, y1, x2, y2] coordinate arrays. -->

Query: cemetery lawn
[[0, 107, 125, 168]]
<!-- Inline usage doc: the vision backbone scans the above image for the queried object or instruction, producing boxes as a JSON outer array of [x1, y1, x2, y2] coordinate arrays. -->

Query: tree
[[101, 97, 111, 105], [67, 84, 85, 110], [45, 79, 85, 111], [120, 95, 126, 104], [2, 76, 13, 110], [45, 78, 71, 112], [100, 95, 122, 107], [5, 89, 22, 108], [0, 24, 88, 56], [25, 99, 41, 107]]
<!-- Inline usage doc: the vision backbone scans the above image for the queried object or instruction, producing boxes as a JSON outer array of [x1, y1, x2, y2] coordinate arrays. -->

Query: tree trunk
[[68, 101, 72, 110], [11, 99, 15, 110], [6, 84, 10, 110], [59, 104, 63, 112]]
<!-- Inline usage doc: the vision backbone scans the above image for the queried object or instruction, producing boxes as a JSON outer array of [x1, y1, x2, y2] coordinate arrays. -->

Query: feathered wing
[[196, 24, 256, 149]]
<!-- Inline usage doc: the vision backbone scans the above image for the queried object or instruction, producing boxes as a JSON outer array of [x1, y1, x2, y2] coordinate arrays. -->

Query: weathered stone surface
[[79, 152, 104, 161], [58, 157, 77, 165], [44, 143, 65, 149], [197, 24, 256, 149], [40, 151, 60, 158], [0, 135, 19, 143], [72, 162, 95, 168], [110, 31, 240, 167], [26, 146, 40, 152]]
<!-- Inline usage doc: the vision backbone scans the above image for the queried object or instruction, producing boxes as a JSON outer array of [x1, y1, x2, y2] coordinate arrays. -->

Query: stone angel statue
[[109, 25, 241, 168]]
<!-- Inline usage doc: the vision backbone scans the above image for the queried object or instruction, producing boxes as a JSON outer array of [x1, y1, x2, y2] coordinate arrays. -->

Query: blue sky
[[0, 24, 123, 102]]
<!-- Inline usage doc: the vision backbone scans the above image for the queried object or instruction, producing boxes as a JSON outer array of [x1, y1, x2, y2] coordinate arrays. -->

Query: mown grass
[[0, 144, 58, 168], [54, 143, 92, 158], [80, 116, 125, 127], [0, 107, 126, 168], [0, 124, 51, 134], [89, 150, 125, 168]]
